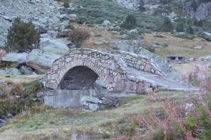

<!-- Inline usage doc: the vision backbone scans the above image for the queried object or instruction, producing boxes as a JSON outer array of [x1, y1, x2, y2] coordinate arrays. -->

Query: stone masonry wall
[[110, 50, 165, 76], [44, 48, 152, 93]]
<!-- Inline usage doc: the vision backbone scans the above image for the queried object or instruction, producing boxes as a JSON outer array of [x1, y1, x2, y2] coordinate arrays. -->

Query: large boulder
[[1, 53, 28, 67], [40, 39, 69, 54], [4, 68, 22, 75], [26, 49, 61, 74]]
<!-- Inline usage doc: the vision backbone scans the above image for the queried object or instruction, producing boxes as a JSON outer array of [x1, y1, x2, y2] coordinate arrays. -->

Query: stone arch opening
[[59, 66, 100, 90]]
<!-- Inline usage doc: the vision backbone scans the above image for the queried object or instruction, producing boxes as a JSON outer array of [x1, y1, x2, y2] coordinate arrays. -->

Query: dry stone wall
[[44, 48, 149, 93], [110, 50, 165, 76]]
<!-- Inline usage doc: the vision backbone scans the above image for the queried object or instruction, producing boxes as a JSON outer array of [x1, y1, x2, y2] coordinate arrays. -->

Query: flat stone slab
[[128, 67, 199, 91]]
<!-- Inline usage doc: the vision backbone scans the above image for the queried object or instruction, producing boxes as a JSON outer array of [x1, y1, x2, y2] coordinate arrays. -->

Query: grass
[[0, 90, 195, 139]]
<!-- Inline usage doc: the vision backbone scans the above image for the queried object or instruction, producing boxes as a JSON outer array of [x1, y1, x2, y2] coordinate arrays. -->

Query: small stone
[[130, 29, 138, 33], [70, 14, 77, 19], [111, 31, 118, 34], [95, 42, 104, 45], [89, 103, 99, 111], [188, 58, 195, 61], [102, 20, 111, 26], [193, 46, 202, 50]]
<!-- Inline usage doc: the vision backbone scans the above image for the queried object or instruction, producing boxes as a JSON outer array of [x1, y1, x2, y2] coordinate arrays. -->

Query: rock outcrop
[[0, 0, 61, 46], [26, 49, 61, 74]]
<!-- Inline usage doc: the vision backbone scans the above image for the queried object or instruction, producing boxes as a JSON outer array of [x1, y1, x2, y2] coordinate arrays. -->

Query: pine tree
[[186, 25, 194, 34], [120, 15, 137, 29], [162, 17, 174, 32], [6, 17, 40, 53], [176, 22, 184, 32]]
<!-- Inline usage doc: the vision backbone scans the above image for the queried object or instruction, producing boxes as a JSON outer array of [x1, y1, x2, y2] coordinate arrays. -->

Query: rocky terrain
[[0, 0, 211, 139]]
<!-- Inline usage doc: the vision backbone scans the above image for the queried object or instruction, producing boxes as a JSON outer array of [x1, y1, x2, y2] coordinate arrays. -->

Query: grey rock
[[90, 32, 95, 35], [111, 31, 118, 34], [20, 65, 34, 75], [110, 40, 138, 52], [189, 58, 195, 61], [1, 53, 28, 67], [113, 0, 140, 10], [70, 14, 77, 19], [102, 20, 111, 26], [193, 46, 202, 50], [82, 96, 102, 104], [0, 119, 6, 128], [88, 103, 99, 111], [203, 32, 211, 37], [5, 68, 22, 75], [130, 29, 138, 33], [47, 30, 60, 38], [40, 33, 51, 38], [40, 39, 69, 54], [32, 21, 48, 33], [118, 34, 130, 39], [0, 70, 6, 74], [0, 79, 5, 83], [149, 43, 163, 48], [205, 56, 211, 61], [26, 49, 61, 73], [95, 42, 104, 45], [60, 14, 68, 19]]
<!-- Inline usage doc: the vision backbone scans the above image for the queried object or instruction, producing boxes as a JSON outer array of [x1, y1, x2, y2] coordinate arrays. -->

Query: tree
[[161, 17, 174, 32], [6, 17, 40, 53], [120, 15, 137, 29], [176, 22, 184, 32], [63, 0, 70, 14], [68, 29, 90, 48], [186, 25, 194, 34], [138, 0, 146, 11]]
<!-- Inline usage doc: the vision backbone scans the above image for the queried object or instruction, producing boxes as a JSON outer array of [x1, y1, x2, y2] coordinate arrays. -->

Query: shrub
[[176, 22, 184, 32], [145, 46, 155, 53], [162, 17, 174, 32], [120, 15, 137, 29], [63, 0, 70, 14], [186, 25, 194, 34], [6, 17, 40, 53], [68, 29, 90, 48], [138, 0, 146, 11]]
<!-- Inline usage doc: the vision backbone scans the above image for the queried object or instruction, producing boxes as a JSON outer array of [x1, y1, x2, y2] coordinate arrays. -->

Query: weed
[[68, 29, 90, 48]]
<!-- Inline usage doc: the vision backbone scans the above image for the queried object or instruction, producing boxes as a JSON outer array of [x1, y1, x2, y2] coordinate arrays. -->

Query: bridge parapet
[[109, 50, 165, 76]]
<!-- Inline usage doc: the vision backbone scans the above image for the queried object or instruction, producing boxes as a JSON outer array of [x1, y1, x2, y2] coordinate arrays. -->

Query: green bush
[[94, 34, 102, 37], [63, 0, 70, 14], [161, 17, 174, 32], [68, 29, 90, 48], [6, 17, 40, 53], [120, 15, 137, 29], [186, 25, 194, 34], [145, 46, 155, 53], [176, 22, 184, 32]]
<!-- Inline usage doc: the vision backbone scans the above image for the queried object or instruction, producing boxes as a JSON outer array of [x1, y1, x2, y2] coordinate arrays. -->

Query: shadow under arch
[[59, 66, 101, 90]]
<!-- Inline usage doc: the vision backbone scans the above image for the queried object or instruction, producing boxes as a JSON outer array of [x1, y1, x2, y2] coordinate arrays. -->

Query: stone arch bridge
[[43, 48, 196, 93]]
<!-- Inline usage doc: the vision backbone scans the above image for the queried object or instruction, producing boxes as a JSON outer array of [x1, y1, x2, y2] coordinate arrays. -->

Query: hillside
[[0, 0, 211, 139]]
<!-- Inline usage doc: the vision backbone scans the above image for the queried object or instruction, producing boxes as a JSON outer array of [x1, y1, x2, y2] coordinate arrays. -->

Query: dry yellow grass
[[69, 25, 211, 60], [143, 32, 211, 60]]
